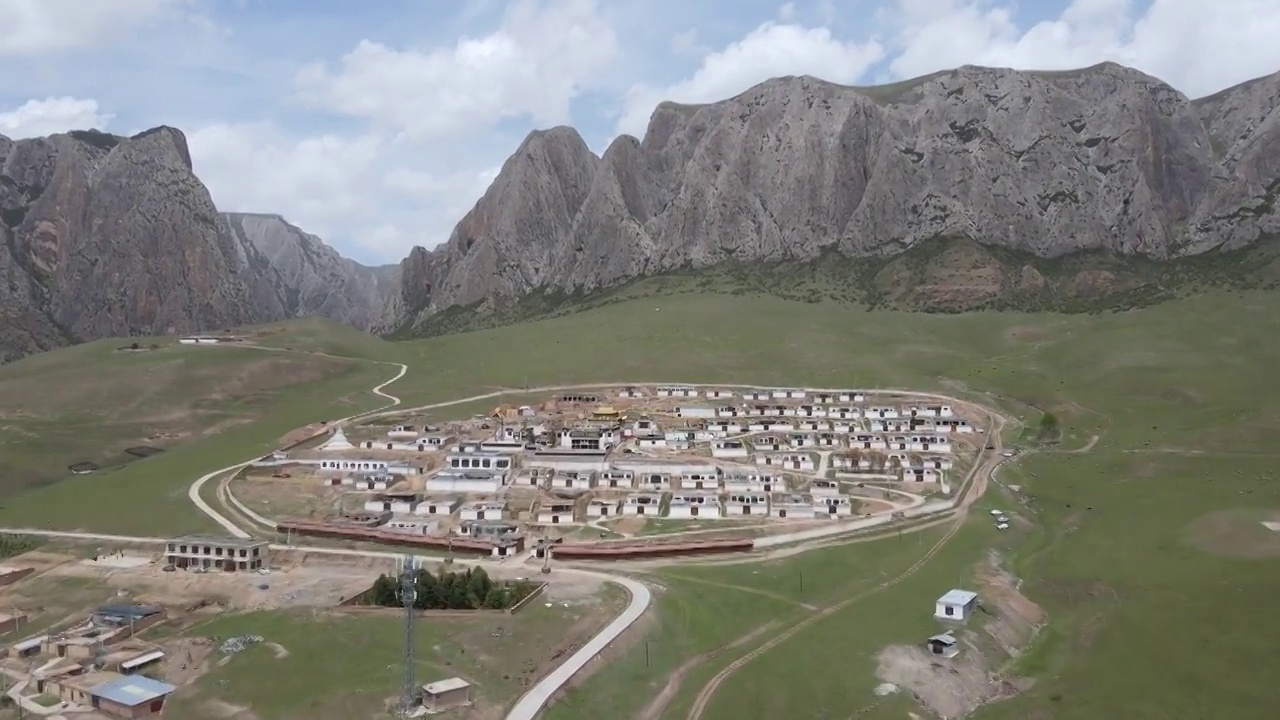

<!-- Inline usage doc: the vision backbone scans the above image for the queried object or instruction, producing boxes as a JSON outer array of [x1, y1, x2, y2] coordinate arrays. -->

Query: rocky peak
[[382, 62, 1280, 335], [127, 126, 193, 170]]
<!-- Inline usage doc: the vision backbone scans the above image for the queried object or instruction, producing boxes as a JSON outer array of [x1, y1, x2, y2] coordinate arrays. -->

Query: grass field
[[6, 286, 1280, 717], [0, 337, 397, 534], [158, 592, 624, 720]]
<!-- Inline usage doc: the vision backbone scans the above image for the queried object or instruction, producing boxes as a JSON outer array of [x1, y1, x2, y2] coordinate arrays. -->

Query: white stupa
[[320, 426, 354, 451]]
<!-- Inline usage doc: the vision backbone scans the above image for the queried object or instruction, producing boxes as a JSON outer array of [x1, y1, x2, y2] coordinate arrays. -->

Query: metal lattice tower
[[398, 555, 420, 715]]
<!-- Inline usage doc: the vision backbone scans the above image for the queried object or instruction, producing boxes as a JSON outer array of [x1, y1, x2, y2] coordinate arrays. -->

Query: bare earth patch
[[202, 698, 259, 719], [1184, 509, 1280, 558], [877, 643, 992, 719], [876, 552, 1044, 719]]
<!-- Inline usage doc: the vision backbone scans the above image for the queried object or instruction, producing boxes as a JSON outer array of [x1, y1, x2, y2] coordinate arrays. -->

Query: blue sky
[[2, 0, 1278, 264]]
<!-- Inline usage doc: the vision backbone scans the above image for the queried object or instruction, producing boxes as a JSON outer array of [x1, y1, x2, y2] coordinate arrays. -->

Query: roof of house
[[423, 677, 472, 695], [928, 632, 957, 645], [169, 534, 267, 548], [91, 675, 177, 706], [938, 589, 979, 606], [120, 650, 166, 670], [95, 604, 164, 620]]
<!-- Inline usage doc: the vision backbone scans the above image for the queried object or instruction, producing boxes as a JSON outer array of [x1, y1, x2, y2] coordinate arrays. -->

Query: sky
[[2, 0, 1279, 265]]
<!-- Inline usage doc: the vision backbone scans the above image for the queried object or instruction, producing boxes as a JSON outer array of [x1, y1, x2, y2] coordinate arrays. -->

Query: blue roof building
[[90, 675, 176, 716]]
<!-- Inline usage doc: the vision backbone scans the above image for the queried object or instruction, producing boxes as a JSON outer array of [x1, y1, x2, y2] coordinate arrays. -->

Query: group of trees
[[0, 534, 39, 560], [364, 566, 538, 611], [1036, 411, 1061, 442]]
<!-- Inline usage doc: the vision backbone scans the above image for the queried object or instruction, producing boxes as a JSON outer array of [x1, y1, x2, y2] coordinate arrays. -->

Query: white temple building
[[320, 427, 355, 451]]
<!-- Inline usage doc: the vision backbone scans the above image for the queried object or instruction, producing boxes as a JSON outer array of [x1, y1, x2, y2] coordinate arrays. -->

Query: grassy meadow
[[3, 284, 1280, 717], [0, 337, 396, 533], [159, 595, 623, 720]]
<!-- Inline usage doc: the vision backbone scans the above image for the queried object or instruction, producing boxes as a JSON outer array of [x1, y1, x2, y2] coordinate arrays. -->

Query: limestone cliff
[[0, 127, 392, 362], [0, 127, 275, 362], [384, 62, 1280, 334], [223, 213, 398, 331]]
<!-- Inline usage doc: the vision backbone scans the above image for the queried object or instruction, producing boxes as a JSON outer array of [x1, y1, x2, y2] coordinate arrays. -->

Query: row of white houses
[[674, 403, 954, 420], [635, 387, 866, 403], [583, 491, 855, 520], [642, 419, 968, 443], [508, 468, 793, 492], [361, 490, 857, 523]]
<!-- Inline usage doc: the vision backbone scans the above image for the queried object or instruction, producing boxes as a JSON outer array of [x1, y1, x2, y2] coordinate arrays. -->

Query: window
[[945, 605, 954, 617]]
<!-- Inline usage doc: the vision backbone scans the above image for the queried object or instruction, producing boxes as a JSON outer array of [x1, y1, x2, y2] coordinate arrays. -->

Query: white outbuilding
[[935, 589, 979, 621]]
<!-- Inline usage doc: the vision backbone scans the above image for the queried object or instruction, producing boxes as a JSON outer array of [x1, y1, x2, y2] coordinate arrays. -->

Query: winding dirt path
[[634, 621, 783, 720], [650, 572, 819, 610]]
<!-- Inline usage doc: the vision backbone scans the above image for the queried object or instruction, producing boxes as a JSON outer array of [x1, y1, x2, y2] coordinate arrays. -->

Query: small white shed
[[935, 589, 979, 621]]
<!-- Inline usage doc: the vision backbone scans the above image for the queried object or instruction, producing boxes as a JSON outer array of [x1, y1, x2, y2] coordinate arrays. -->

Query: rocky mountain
[[0, 127, 391, 363], [383, 62, 1280, 334], [223, 213, 398, 331]]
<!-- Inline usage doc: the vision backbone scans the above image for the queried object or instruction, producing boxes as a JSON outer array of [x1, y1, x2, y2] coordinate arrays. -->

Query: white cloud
[[292, 0, 618, 143], [0, 97, 113, 138], [186, 122, 499, 263], [616, 20, 885, 139], [4, 0, 1280, 267], [0, 0, 186, 56], [883, 0, 1280, 98]]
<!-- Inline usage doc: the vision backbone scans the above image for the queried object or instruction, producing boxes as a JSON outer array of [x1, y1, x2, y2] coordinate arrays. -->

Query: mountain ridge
[[379, 61, 1280, 335], [0, 126, 393, 362]]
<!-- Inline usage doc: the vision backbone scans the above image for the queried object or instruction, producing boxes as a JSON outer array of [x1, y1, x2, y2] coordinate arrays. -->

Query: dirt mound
[[1184, 509, 1280, 558]]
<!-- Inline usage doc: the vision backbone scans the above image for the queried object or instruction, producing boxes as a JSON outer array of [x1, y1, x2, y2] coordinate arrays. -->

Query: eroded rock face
[[0, 128, 394, 362], [223, 213, 398, 331], [0, 127, 271, 362], [383, 62, 1280, 333]]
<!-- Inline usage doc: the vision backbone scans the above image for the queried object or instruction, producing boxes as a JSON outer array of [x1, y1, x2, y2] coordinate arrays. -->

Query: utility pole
[[398, 555, 420, 717]]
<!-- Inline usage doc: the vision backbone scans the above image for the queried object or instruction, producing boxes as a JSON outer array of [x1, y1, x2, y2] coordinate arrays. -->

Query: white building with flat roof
[[446, 450, 513, 472], [666, 493, 721, 519], [813, 494, 854, 518], [554, 470, 596, 491], [426, 471, 503, 494], [458, 501, 506, 521], [621, 493, 663, 516], [711, 439, 749, 458], [724, 492, 769, 516], [723, 472, 787, 493], [770, 493, 812, 519], [536, 502, 576, 525], [586, 498, 618, 518], [935, 589, 979, 620], [414, 497, 460, 516], [319, 459, 388, 473], [165, 535, 267, 571], [599, 469, 635, 489], [679, 469, 721, 491], [756, 453, 815, 472]]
